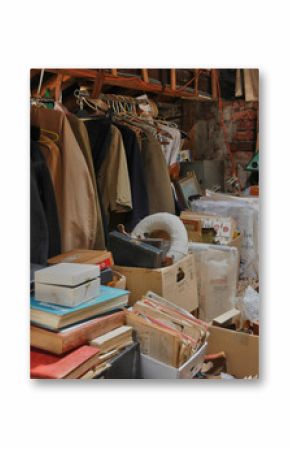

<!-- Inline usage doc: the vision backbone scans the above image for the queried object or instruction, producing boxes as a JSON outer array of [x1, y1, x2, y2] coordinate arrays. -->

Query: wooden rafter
[[170, 69, 176, 91], [141, 69, 149, 83], [211, 69, 218, 100]]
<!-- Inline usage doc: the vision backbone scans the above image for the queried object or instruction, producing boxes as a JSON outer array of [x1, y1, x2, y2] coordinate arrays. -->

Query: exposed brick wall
[[181, 99, 258, 190], [223, 100, 258, 188]]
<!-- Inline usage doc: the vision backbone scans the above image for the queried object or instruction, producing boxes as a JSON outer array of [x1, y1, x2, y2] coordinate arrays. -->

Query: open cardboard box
[[207, 326, 259, 379], [115, 254, 198, 312], [180, 210, 242, 255]]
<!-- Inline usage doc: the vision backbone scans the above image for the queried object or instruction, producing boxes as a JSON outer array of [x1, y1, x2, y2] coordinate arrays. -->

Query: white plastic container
[[141, 342, 208, 379]]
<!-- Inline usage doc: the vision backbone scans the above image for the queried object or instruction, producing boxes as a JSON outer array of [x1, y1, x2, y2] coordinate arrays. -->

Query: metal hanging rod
[[75, 87, 148, 104]]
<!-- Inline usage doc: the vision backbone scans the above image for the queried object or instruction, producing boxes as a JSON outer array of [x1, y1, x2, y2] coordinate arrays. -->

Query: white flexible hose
[[132, 213, 188, 262]]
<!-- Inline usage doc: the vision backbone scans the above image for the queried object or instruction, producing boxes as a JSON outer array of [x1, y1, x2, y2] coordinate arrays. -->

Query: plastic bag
[[191, 195, 259, 279], [241, 286, 259, 322], [188, 242, 239, 322]]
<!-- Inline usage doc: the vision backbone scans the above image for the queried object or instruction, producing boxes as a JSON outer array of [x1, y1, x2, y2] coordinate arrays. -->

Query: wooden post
[[54, 73, 63, 102], [92, 70, 105, 98], [141, 69, 149, 83], [211, 69, 218, 100], [170, 69, 176, 90], [111, 69, 118, 76], [194, 69, 199, 97]]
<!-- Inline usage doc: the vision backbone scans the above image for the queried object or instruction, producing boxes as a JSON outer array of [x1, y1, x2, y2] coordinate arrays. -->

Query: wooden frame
[[31, 68, 219, 102]]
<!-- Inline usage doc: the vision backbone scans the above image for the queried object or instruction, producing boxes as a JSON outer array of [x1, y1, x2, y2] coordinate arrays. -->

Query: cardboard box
[[206, 326, 259, 378], [108, 271, 126, 290], [180, 210, 237, 244], [115, 254, 198, 311], [180, 214, 202, 242], [141, 342, 208, 379]]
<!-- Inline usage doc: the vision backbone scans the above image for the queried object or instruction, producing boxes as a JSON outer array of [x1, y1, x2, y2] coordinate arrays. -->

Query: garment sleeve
[[169, 128, 181, 166], [61, 116, 98, 250], [98, 126, 132, 215]]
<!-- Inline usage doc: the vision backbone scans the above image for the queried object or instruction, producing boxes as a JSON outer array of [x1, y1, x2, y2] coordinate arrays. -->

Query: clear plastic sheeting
[[241, 286, 259, 322], [188, 242, 239, 322], [190, 193, 259, 279]]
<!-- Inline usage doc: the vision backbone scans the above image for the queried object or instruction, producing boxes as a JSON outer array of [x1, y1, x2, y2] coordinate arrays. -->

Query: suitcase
[[108, 231, 163, 268]]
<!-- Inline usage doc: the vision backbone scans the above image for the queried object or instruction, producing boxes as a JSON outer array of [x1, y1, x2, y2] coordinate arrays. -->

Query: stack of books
[[30, 262, 131, 379]]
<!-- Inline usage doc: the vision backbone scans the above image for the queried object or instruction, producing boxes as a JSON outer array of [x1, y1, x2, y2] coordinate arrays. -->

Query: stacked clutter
[[29, 75, 259, 380], [47, 249, 119, 287], [30, 257, 140, 379], [179, 191, 260, 379], [110, 213, 199, 313], [180, 208, 240, 322], [126, 291, 209, 379], [190, 190, 259, 280], [30, 201, 259, 379]]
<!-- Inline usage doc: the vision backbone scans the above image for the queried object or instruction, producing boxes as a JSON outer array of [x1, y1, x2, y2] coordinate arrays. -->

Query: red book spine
[[98, 258, 112, 270]]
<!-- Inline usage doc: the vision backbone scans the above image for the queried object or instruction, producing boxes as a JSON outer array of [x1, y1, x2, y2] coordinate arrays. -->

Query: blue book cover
[[30, 285, 128, 316]]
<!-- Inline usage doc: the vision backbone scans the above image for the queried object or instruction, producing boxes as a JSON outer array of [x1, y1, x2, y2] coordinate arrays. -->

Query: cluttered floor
[[30, 68, 259, 380]]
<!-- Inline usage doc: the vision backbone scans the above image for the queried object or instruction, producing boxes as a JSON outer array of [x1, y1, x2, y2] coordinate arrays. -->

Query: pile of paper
[[126, 291, 209, 368], [89, 325, 133, 355]]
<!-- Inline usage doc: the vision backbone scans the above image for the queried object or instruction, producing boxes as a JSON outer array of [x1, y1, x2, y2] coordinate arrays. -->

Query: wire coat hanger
[[38, 128, 60, 143]]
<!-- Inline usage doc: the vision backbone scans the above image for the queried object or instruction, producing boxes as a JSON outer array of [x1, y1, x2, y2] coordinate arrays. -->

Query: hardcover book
[[31, 286, 129, 330], [30, 345, 100, 379], [30, 311, 126, 354]]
